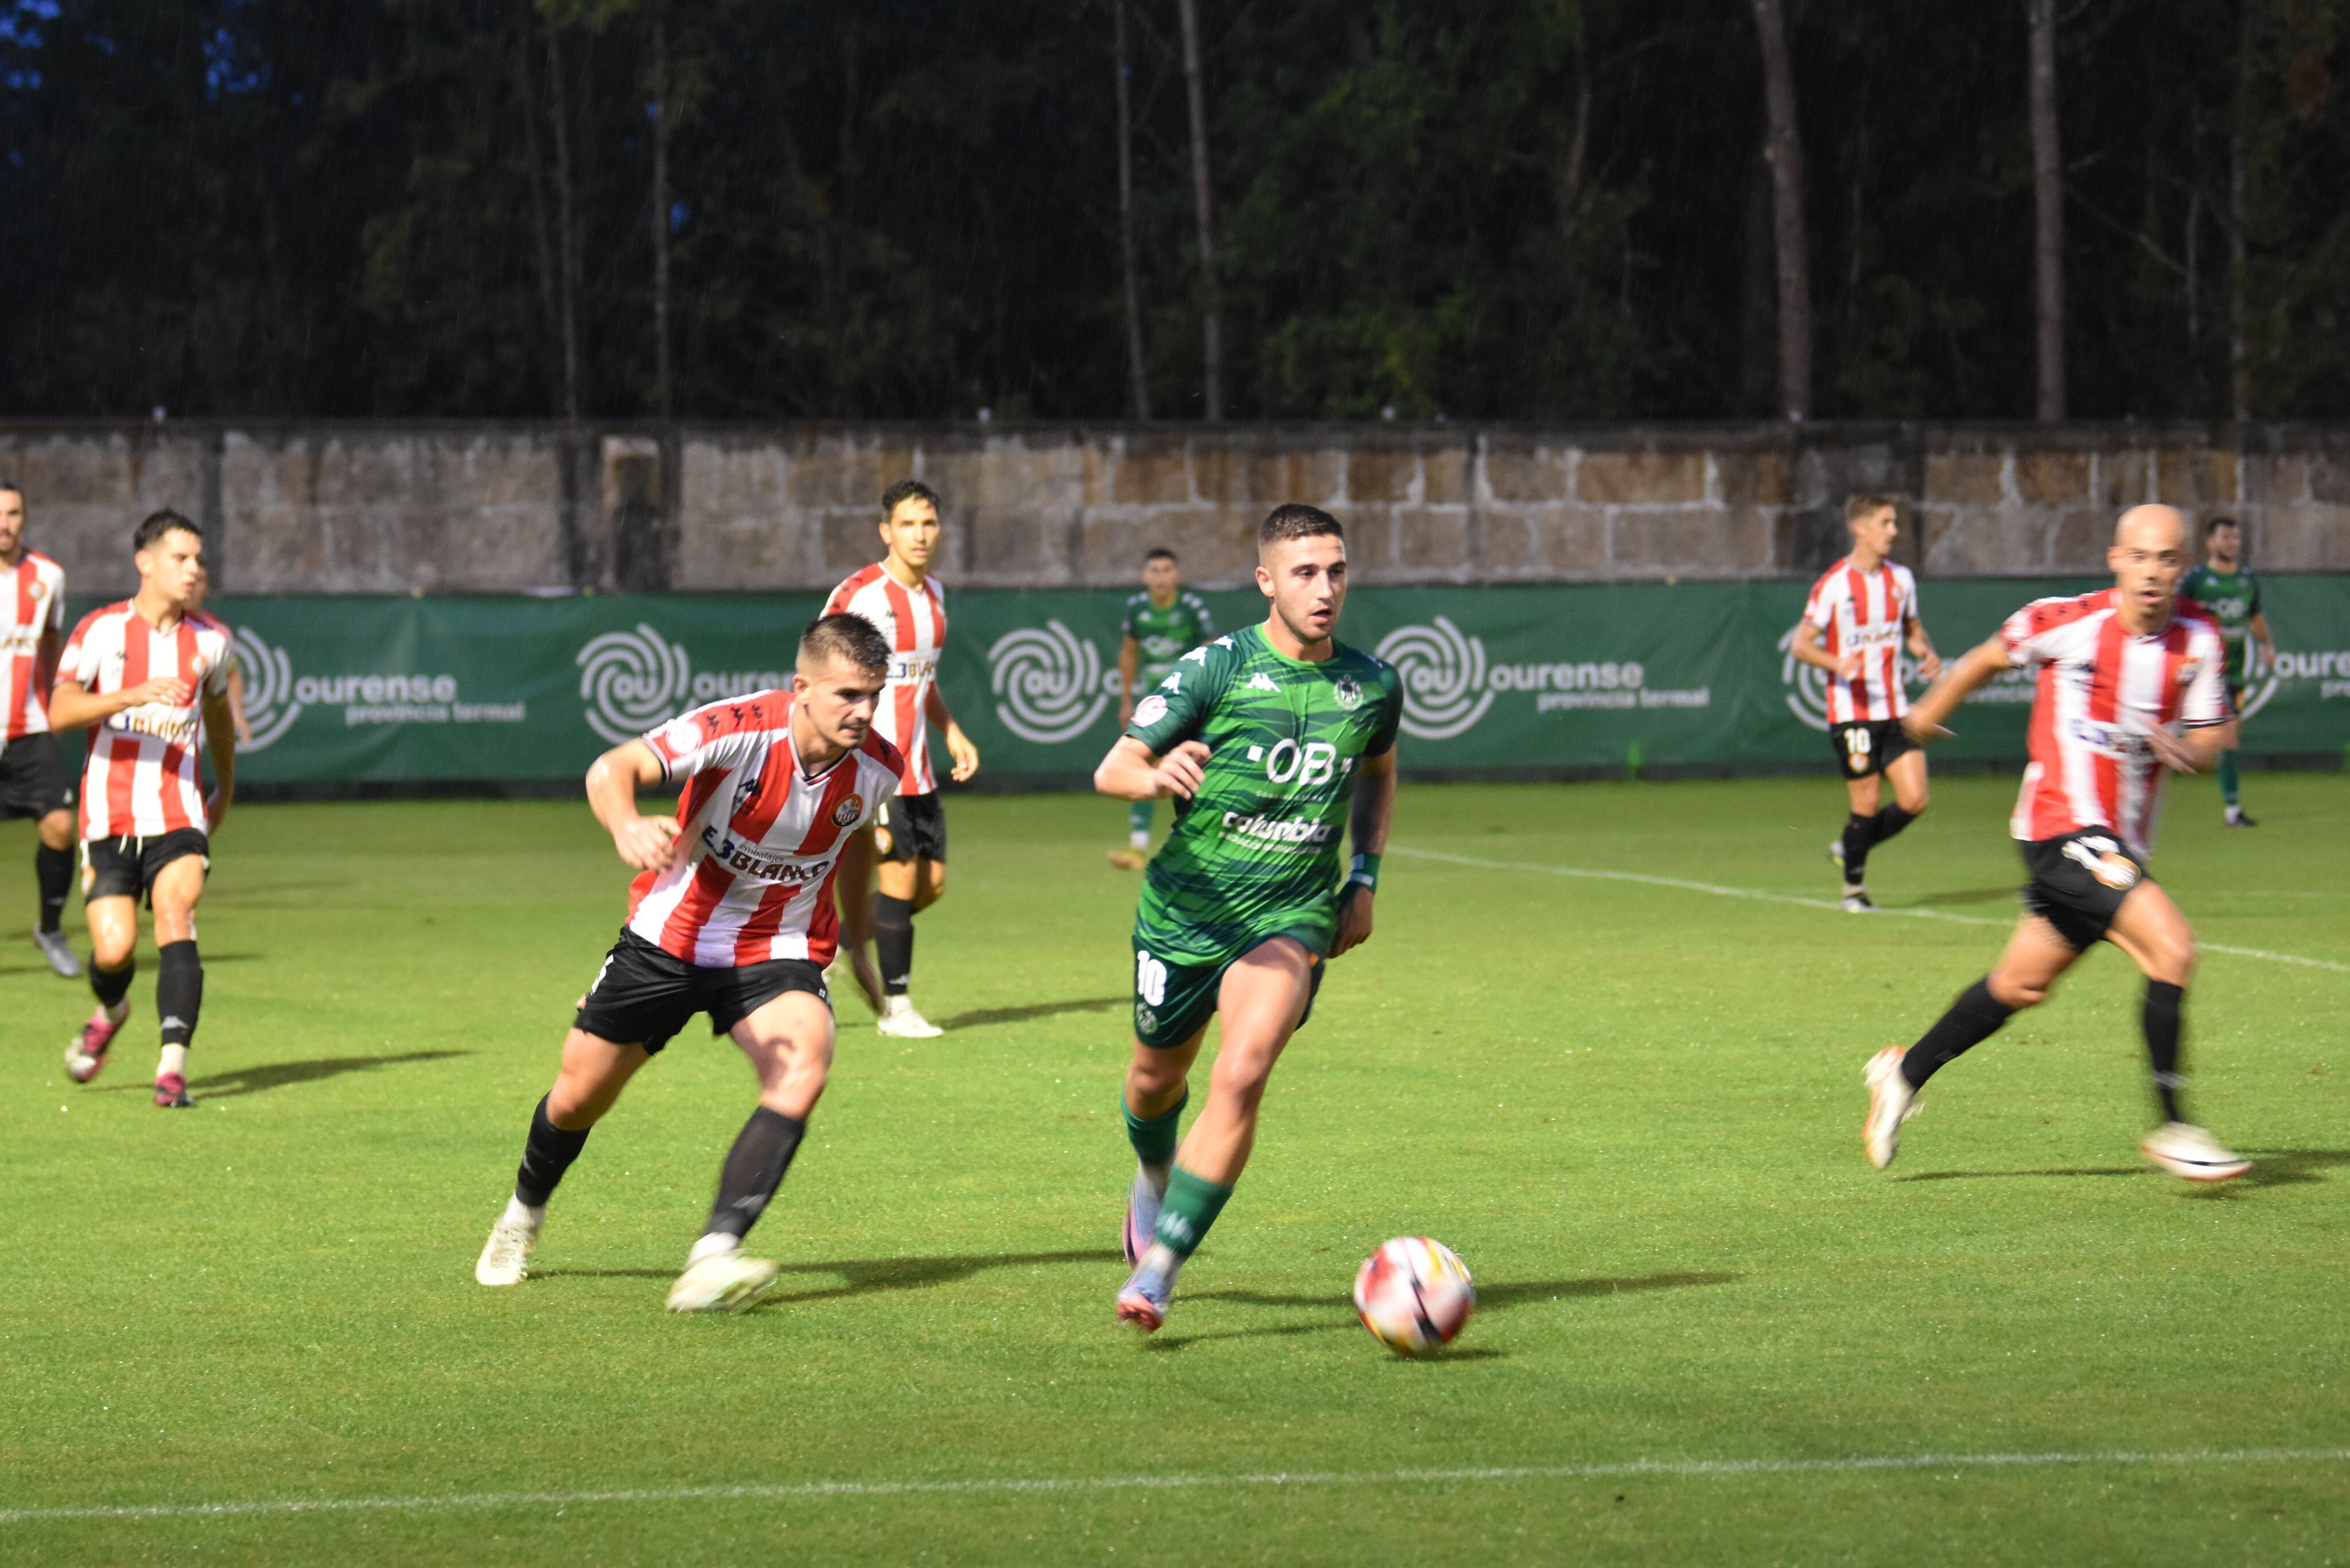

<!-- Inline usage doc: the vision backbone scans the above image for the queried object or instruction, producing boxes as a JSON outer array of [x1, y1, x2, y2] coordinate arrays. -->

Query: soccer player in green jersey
[[1092, 503, 1403, 1333], [1108, 547, 1216, 870], [2178, 516, 2274, 827]]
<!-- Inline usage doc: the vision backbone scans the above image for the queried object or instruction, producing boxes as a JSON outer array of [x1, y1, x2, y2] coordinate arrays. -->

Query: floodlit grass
[[2, 771, 2345, 1565]]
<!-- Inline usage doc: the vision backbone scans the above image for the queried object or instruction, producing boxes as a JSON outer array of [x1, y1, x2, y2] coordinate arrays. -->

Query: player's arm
[[1093, 734, 1208, 802], [47, 673, 193, 729], [224, 657, 252, 745], [34, 627, 61, 713], [1115, 635, 1141, 728], [585, 740, 683, 871], [1900, 635, 2010, 744], [924, 683, 980, 783], [1903, 613, 1943, 681], [201, 683, 236, 832], [2249, 610, 2275, 672], [1788, 620, 1861, 680], [1332, 745, 1395, 958]]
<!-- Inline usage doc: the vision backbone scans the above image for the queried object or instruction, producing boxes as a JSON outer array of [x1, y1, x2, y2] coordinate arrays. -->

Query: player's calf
[[65, 954, 137, 1083]]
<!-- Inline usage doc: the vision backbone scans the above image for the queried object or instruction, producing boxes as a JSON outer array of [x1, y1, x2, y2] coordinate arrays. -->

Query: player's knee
[[2150, 934, 2196, 987], [91, 931, 135, 970], [1897, 785, 1929, 815], [1987, 970, 2049, 1009], [37, 812, 73, 850]]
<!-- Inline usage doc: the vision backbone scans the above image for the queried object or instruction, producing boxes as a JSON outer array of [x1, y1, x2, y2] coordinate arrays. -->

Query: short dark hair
[[881, 478, 940, 518], [1144, 546, 1177, 565], [1845, 493, 1898, 525], [800, 612, 891, 678], [1259, 503, 1343, 547], [0, 477, 23, 499], [134, 509, 200, 551], [2205, 514, 2240, 536]]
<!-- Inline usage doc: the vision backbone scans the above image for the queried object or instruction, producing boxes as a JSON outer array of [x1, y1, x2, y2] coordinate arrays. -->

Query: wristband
[[1346, 852, 1380, 893]]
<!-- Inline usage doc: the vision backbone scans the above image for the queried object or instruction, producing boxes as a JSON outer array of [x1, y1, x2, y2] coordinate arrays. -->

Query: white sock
[[103, 998, 130, 1025], [687, 1231, 740, 1267], [157, 1043, 188, 1079], [1130, 830, 1150, 851], [1139, 1240, 1183, 1282], [501, 1195, 544, 1229]]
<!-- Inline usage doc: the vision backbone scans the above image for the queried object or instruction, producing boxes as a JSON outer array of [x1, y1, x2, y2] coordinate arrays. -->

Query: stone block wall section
[[2, 419, 2344, 596]]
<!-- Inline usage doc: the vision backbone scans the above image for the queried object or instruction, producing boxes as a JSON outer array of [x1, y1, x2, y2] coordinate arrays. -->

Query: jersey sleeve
[[1124, 638, 1232, 754], [201, 639, 232, 699], [42, 566, 65, 633], [1999, 596, 2083, 666], [643, 697, 780, 781], [2176, 568, 2206, 608], [2248, 574, 2263, 616], [1119, 594, 1141, 641], [1800, 572, 1838, 631], [58, 610, 106, 687], [1897, 567, 1921, 625], [1189, 594, 1216, 644], [1366, 666, 1403, 758], [2182, 626, 2231, 726]]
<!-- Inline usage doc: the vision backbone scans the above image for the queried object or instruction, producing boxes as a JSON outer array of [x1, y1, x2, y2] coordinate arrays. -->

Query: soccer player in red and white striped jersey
[[823, 478, 981, 1038], [1787, 495, 1942, 911], [50, 511, 238, 1107], [476, 613, 904, 1313], [1863, 505, 2250, 1184], [0, 480, 82, 977]]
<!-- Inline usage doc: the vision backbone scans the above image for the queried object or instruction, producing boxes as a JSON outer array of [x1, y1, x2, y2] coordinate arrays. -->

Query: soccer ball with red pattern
[[1353, 1237, 1474, 1356]]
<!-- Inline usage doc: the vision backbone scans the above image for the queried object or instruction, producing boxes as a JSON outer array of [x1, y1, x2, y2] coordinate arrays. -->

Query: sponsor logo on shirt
[[699, 826, 830, 886], [1221, 811, 1336, 847]]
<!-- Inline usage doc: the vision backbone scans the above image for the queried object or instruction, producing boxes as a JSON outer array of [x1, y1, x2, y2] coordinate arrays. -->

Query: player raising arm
[[1863, 505, 2249, 1183], [473, 614, 904, 1313], [1094, 504, 1402, 1333]]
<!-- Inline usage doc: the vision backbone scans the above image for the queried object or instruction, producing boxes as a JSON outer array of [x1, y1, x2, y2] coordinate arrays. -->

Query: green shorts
[[1130, 929, 1328, 1048]]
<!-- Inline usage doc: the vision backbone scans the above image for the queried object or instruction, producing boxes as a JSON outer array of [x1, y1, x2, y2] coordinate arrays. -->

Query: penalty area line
[[1391, 846, 2350, 975], [5, 1448, 2348, 1525]]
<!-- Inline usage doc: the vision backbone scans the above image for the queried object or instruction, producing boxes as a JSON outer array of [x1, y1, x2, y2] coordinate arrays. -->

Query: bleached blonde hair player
[[1863, 505, 2251, 1182]]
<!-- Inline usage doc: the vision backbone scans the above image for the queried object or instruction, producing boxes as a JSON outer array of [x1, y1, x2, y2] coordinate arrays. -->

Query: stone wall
[[3, 419, 2344, 596]]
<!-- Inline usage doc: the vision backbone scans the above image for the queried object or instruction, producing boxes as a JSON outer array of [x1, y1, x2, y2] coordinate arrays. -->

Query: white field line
[[5, 1448, 2347, 1526], [1392, 846, 2350, 975]]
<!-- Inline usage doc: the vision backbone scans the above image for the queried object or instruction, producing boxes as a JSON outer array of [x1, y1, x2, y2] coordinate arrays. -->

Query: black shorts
[[0, 732, 74, 820], [1830, 719, 1917, 780], [574, 927, 830, 1055], [873, 791, 946, 863], [2020, 828, 2152, 951], [84, 828, 211, 904]]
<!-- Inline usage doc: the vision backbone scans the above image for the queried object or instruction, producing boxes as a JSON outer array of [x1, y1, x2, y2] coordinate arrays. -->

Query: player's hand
[[2141, 725, 2203, 774], [1835, 652, 1865, 681], [1900, 711, 1950, 745], [126, 676, 191, 709], [612, 814, 682, 871], [944, 722, 981, 783], [1332, 885, 1375, 957], [1916, 649, 1944, 682], [1153, 740, 1211, 800]]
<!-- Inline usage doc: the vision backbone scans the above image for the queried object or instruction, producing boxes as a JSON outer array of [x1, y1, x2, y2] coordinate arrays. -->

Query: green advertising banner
[[53, 576, 2348, 787]]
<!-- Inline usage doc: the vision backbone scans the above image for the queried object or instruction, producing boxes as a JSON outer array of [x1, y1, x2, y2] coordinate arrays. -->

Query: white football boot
[[664, 1247, 783, 1313], [876, 995, 944, 1039], [1863, 1046, 1919, 1170], [2139, 1122, 2252, 1183], [475, 1203, 543, 1286]]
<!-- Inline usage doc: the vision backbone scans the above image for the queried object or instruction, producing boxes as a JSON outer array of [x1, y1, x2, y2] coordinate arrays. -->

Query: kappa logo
[[1159, 672, 1184, 692], [1374, 617, 1492, 740], [832, 792, 865, 828], [986, 620, 1122, 744], [1247, 673, 1279, 692]]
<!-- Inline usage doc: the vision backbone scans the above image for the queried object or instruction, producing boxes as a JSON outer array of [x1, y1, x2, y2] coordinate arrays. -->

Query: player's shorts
[[83, 828, 211, 904], [2019, 828, 2152, 951], [1130, 928, 1329, 1049], [873, 791, 946, 863], [1828, 719, 1917, 780], [574, 927, 830, 1055], [0, 733, 74, 820]]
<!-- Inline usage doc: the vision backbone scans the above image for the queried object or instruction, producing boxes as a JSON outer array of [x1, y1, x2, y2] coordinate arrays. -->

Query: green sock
[[1127, 800, 1155, 839], [1122, 1090, 1185, 1169], [2218, 749, 2240, 809], [1151, 1165, 1233, 1259]]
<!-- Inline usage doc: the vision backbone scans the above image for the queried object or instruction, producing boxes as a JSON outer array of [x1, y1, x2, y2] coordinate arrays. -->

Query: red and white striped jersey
[[824, 562, 947, 795], [59, 601, 233, 841], [1802, 558, 1920, 723], [2001, 589, 2230, 857], [3, 551, 67, 741], [626, 691, 904, 968]]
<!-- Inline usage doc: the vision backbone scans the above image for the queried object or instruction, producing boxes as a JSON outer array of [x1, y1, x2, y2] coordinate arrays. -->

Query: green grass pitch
[[2, 772, 2345, 1565]]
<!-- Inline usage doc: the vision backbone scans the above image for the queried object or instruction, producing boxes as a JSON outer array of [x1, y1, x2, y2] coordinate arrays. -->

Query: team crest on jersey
[[2176, 658, 2201, 688], [1332, 674, 1363, 710], [1134, 694, 1169, 727], [832, 793, 864, 828]]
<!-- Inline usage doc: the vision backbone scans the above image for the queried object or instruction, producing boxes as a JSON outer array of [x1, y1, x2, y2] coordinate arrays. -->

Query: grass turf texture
[[1, 772, 2345, 1565]]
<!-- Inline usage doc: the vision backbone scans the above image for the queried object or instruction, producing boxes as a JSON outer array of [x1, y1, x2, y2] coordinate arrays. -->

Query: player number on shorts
[[1135, 951, 1168, 1008], [1845, 727, 1872, 762]]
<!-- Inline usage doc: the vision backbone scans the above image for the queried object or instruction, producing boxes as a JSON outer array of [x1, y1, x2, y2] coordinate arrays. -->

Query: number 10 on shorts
[[1136, 951, 1168, 1007]]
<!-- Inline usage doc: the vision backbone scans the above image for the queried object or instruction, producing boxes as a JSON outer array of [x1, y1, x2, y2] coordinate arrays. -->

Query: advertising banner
[[49, 576, 2345, 786]]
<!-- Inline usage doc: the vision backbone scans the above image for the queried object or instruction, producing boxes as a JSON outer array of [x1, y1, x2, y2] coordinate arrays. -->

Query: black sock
[[514, 1095, 591, 1208], [1840, 814, 1874, 883], [1870, 804, 1916, 847], [36, 843, 72, 933], [873, 893, 914, 997], [706, 1107, 807, 1241], [155, 940, 203, 1048], [1901, 978, 2014, 1090], [2143, 981, 2186, 1123], [91, 956, 135, 1011]]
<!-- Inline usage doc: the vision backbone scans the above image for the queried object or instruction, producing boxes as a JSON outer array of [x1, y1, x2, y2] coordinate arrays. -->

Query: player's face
[[135, 527, 205, 609], [0, 489, 23, 558], [793, 653, 886, 752], [2109, 509, 2191, 621], [880, 500, 940, 573], [2206, 523, 2241, 565], [1850, 506, 1897, 558], [1256, 533, 1348, 645], [1142, 555, 1178, 599]]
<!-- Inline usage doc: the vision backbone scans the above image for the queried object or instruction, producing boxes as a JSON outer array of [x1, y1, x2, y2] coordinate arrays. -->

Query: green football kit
[[1119, 590, 1218, 845], [2178, 564, 2262, 688], [1122, 622, 1404, 1048]]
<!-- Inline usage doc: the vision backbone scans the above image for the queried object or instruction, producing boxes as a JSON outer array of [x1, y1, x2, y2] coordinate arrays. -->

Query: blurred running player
[[2178, 515, 2273, 827], [824, 480, 981, 1038], [0, 479, 81, 976], [1788, 495, 1941, 911], [1109, 547, 1215, 870], [1865, 505, 2248, 1183], [1095, 504, 1402, 1332], [474, 614, 902, 1313], [53, 511, 237, 1107]]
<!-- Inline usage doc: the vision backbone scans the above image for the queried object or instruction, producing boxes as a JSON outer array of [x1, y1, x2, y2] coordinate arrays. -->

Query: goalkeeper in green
[[1092, 504, 1403, 1333], [2178, 516, 2275, 826]]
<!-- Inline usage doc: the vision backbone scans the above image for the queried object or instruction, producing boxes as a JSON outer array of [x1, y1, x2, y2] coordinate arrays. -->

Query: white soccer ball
[[1353, 1236, 1475, 1356]]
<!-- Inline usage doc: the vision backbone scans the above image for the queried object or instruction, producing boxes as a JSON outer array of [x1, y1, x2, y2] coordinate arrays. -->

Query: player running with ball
[[1094, 504, 1402, 1333], [474, 614, 904, 1313], [1864, 505, 2250, 1182]]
